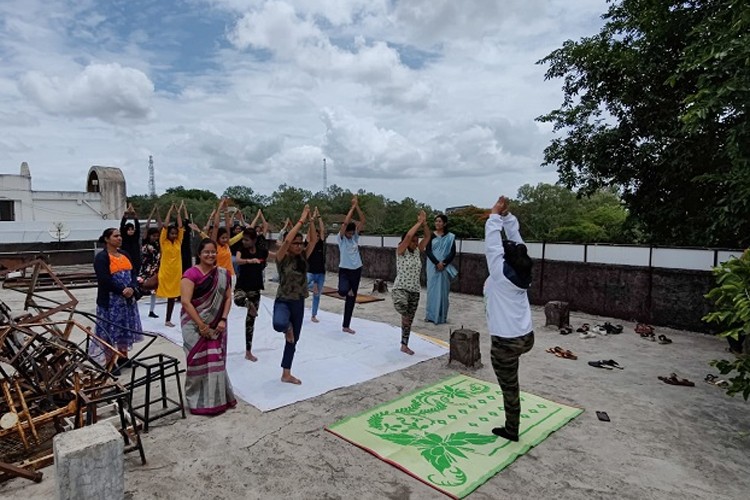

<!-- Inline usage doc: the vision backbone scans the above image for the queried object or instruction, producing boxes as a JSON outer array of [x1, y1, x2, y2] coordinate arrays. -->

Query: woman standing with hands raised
[[392, 210, 431, 355], [272, 205, 317, 385], [155, 203, 183, 327], [337, 195, 366, 334]]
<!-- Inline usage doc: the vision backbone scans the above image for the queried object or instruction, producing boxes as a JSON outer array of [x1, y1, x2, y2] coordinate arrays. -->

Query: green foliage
[[537, 0, 750, 247], [511, 183, 629, 242], [444, 206, 487, 239], [704, 250, 750, 400]]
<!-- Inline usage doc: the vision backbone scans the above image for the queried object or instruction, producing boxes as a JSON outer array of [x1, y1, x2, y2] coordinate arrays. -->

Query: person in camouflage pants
[[234, 227, 268, 362]]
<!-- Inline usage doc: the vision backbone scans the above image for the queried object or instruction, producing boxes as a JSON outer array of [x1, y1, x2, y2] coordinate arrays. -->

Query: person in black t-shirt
[[306, 207, 327, 323], [233, 227, 268, 361]]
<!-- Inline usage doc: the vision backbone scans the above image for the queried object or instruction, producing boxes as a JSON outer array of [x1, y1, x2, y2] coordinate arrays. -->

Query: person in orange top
[[156, 203, 184, 327], [92, 228, 144, 372], [209, 198, 243, 278]]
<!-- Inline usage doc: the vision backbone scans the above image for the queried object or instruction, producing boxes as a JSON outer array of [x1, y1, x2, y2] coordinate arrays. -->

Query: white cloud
[[229, 1, 431, 108], [18, 63, 155, 123], [0, 0, 610, 211]]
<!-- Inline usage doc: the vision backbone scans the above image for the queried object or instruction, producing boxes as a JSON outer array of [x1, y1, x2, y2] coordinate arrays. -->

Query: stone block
[[54, 421, 124, 500], [448, 328, 483, 369], [544, 301, 570, 328]]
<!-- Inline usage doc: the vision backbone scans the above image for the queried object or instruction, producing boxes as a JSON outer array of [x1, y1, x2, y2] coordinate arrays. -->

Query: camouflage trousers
[[234, 289, 261, 352], [490, 332, 535, 435], [392, 288, 419, 346]]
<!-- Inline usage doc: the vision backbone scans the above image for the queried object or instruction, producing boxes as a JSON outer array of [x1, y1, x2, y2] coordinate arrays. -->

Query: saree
[[180, 266, 236, 415], [425, 232, 457, 324]]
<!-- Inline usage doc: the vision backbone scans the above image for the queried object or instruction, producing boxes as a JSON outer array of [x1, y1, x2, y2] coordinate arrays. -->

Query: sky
[[0, 0, 608, 211]]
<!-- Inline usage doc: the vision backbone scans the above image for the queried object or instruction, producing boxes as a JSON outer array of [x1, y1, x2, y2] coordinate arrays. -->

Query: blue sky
[[0, 0, 608, 210]]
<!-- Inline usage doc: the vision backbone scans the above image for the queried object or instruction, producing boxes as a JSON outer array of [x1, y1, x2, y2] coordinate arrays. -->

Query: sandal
[[705, 374, 730, 388], [546, 346, 577, 360], [658, 334, 673, 344], [579, 331, 597, 339], [576, 323, 590, 333], [658, 373, 694, 387], [588, 360, 613, 370], [641, 332, 656, 342], [559, 326, 573, 335], [635, 323, 654, 335], [601, 359, 624, 370], [593, 325, 608, 335], [604, 322, 623, 334]]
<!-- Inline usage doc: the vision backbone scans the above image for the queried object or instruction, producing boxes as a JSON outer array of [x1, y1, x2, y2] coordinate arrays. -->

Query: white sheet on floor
[[138, 297, 447, 411]]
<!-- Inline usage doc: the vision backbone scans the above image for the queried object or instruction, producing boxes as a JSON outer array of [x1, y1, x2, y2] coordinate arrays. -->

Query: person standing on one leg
[[337, 195, 366, 334], [234, 227, 267, 362], [392, 210, 431, 355], [484, 196, 534, 442], [306, 207, 327, 323], [272, 205, 317, 385]]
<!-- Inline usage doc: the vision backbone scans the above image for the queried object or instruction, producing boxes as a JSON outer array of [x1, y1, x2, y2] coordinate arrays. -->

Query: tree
[[537, 0, 750, 247], [165, 186, 218, 201], [222, 185, 267, 211]]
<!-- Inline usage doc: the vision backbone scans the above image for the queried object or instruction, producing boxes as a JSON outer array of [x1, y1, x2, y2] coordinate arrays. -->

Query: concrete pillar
[[53, 422, 124, 500]]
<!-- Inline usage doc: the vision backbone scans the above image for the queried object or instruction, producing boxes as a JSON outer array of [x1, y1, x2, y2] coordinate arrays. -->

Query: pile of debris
[[0, 259, 145, 484]]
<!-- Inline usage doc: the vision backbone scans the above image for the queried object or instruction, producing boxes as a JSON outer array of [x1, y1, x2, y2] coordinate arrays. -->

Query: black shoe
[[148, 312, 159, 318], [492, 427, 519, 442]]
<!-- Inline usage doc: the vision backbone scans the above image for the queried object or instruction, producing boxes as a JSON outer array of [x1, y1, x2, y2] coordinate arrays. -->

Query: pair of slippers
[[658, 373, 694, 386], [705, 374, 729, 388], [546, 346, 577, 360], [588, 359, 624, 370], [642, 333, 672, 344], [559, 325, 574, 335]]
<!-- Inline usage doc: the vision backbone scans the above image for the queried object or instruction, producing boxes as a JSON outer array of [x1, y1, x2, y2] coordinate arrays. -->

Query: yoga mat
[[326, 374, 583, 499], [139, 297, 447, 411], [321, 286, 385, 304]]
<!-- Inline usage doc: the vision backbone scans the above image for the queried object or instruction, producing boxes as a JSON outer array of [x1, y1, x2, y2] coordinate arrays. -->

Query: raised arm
[[259, 210, 269, 235], [144, 205, 155, 233], [418, 210, 432, 252], [339, 198, 356, 236], [276, 205, 310, 261], [485, 196, 509, 278], [250, 209, 261, 229], [306, 211, 319, 259], [316, 208, 325, 242], [224, 202, 234, 235], [154, 205, 163, 231], [131, 204, 141, 240], [397, 213, 424, 255], [501, 212, 524, 244], [210, 199, 224, 241], [353, 196, 366, 232], [176, 201, 184, 229]]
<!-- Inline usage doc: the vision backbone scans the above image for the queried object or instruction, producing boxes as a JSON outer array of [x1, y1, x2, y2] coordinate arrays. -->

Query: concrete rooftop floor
[[1, 272, 748, 500]]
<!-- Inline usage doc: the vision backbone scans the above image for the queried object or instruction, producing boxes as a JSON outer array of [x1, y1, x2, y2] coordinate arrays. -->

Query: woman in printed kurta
[[156, 204, 183, 327], [392, 211, 431, 355], [180, 238, 236, 415]]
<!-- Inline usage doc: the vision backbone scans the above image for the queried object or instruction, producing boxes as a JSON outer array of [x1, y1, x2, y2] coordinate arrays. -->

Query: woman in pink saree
[[180, 238, 236, 415]]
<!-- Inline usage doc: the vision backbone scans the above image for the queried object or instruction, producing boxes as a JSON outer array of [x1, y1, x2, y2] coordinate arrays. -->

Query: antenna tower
[[148, 155, 156, 197], [323, 158, 328, 192]]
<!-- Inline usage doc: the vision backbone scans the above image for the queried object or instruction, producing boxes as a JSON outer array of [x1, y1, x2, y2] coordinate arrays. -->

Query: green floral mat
[[326, 374, 583, 498]]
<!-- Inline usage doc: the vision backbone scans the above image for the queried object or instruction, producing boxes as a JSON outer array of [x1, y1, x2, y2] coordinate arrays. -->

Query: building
[[0, 163, 127, 243]]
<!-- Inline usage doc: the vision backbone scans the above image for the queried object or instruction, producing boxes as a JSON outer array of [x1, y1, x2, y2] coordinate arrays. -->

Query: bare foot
[[165, 321, 175, 328], [401, 344, 414, 355], [342, 327, 356, 334], [245, 351, 258, 362], [281, 374, 302, 385], [285, 326, 295, 343], [311, 316, 319, 323]]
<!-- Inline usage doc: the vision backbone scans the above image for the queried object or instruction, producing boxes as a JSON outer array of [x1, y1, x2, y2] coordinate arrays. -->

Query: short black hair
[[346, 222, 356, 232]]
